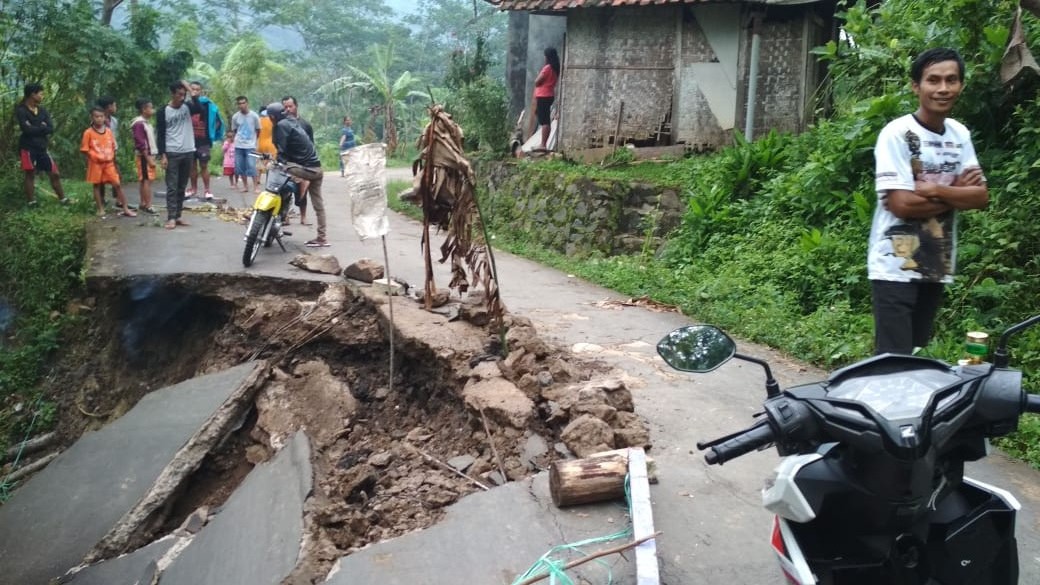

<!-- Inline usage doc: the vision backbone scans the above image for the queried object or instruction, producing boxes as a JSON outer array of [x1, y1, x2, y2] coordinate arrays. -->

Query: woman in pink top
[[533, 47, 560, 150]]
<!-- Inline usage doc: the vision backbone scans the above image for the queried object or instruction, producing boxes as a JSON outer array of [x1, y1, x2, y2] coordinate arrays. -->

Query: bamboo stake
[[479, 408, 508, 483], [407, 444, 489, 491], [513, 532, 662, 585], [419, 112, 438, 311], [381, 235, 395, 394]]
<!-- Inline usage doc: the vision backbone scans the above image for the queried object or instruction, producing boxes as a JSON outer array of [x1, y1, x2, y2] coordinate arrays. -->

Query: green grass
[[0, 177, 92, 483]]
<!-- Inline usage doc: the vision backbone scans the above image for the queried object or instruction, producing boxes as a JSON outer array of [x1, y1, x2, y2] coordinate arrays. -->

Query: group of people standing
[[13, 80, 353, 247]]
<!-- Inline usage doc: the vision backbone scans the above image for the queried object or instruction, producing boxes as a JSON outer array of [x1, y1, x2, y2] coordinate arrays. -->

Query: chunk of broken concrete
[[290, 253, 343, 275], [371, 277, 405, 296], [561, 414, 615, 458], [343, 258, 385, 283], [613, 411, 651, 450], [446, 455, 476, 472], [458, 302, 490, 326], [420, 290, 451, 308], [462, 378, 534, 430], [468, 360, 502, 381], [522, 434, 549, 470]]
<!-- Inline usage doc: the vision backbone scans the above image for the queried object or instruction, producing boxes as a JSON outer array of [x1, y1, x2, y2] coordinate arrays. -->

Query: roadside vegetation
[[461, 0, 1040, 465], [0, 170, 93, 462], [0, 0, 508, 470]]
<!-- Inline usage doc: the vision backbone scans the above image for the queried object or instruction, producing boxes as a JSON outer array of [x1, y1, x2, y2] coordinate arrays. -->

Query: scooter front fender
[[253, 191, 282, 215]]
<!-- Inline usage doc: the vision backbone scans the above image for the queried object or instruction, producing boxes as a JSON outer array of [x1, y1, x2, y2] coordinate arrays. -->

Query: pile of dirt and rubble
[[23, 271, 651, 582]]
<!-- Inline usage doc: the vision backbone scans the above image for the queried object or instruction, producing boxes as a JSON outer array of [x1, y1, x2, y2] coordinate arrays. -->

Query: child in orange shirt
[[81, 107, 136, 218]]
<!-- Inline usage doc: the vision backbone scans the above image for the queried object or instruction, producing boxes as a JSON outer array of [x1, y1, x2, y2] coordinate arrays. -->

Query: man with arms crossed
[[870, 48, 988, 355]]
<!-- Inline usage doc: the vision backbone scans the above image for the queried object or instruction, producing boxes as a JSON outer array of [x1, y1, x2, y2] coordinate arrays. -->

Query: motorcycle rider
[[265, 102, 328, 247]]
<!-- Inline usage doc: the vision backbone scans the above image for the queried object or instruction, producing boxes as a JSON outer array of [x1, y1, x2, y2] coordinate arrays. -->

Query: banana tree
[[188, 34, 284, 114], [314, 45, 427, 156]]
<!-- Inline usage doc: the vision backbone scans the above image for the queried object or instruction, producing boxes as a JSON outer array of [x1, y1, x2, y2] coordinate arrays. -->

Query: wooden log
[[4, 431, 57, 463], [550, 449, 630, 507]]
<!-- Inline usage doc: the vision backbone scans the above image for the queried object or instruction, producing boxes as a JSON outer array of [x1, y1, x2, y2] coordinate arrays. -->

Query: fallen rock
[[371, 277, 405, 297], [421, 290, 451, 308], [595, 377, 635, 412], [571, 387, 618, 424], [522, 434, 549, 469], [459, 302, 490, 326], [255, 360, 358, 447], [406, 427, 433, 443], [548, 358, 582, 383], [447, 455, 476, 473], [541, 385, 582, 411], [613, 411, 651, 449], [482, 470, 507, 486], [177, 506, 209, 535], [561, 414, 615, 457], [544, 401, 568, 424], [462, 378, 534, 429], [290, 253, 342, 275], [536, 371, 554, 387], [468, 360, 502, 381], [343, 258, 385, 283], [505, 324, 553, 358], [368, 452, 393, 467], [516, 373, 541, 401]]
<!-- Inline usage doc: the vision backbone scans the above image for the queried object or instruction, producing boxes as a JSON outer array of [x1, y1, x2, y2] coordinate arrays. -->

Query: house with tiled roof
[[491, 0, 838, 151]]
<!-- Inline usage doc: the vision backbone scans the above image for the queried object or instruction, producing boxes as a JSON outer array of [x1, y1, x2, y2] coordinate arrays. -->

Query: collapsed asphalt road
[[3, 169, 1039, 584]]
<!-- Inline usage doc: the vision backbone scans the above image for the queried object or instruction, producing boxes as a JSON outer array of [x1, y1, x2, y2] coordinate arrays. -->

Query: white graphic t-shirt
[[870, 114, 982, 284]]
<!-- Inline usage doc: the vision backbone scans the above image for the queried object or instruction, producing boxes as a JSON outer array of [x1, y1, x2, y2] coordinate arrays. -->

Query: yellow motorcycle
[[242, 154, 298, 267]]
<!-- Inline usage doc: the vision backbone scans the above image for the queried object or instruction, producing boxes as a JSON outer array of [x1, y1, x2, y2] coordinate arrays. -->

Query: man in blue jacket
[[187, 81, 225, 201]]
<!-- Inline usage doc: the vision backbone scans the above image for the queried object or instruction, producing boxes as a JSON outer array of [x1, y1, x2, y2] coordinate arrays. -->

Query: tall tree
[[314, 44, 426, 156], [248, 0, 393, 53], [188, 34, 284, 113]]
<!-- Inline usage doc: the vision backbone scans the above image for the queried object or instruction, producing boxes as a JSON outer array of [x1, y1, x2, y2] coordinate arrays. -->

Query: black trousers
[[871, 280, 945, 355]]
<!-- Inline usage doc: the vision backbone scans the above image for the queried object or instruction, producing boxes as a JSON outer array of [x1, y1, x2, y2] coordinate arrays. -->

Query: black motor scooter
[[657, 316, 1040, 584]]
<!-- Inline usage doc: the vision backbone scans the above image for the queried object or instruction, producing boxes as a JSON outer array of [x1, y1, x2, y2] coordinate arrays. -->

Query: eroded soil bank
[[27, 273, 651, 582]]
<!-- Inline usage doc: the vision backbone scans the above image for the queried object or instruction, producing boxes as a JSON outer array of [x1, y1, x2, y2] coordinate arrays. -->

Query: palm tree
[[188, 34, 284, 113], [314, 44, 426, 156]]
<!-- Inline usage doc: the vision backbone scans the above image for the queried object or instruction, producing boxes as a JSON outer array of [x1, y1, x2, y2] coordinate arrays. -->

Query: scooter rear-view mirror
[[657, 325, 737, 373]]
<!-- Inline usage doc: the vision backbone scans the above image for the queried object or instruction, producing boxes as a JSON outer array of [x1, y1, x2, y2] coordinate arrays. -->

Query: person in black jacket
[[15, 83, 69, 205], [267, 102, 327, 247]]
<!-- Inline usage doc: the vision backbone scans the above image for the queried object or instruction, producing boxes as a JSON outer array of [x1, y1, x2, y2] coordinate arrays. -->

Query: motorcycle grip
[[704, 423, 775, 465], [1026, 394, 1040, 414]]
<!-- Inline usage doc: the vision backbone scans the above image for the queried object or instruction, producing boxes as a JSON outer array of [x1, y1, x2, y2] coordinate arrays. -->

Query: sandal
[[175, 218, 191, 226], [140, 206, 158, 215], [119, 210, 138, 218], [305, 239, 330, 248], [164, 220, 176, 230]]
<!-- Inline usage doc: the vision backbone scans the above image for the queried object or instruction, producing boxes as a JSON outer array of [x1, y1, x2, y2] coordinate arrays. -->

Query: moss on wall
[[476, 160, 683, 257]]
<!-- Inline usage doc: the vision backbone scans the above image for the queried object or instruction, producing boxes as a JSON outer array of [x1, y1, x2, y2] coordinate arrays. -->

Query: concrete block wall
[[560, 7, 677, 150]]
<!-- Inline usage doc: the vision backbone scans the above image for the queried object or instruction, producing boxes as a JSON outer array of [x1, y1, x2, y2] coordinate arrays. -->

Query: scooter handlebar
[[704, 422, 775, 465], [1025, 393, 1040, 414]]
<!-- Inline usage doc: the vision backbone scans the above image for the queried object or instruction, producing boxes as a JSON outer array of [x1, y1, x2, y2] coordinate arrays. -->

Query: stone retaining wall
[[475, 161, 685, 257]]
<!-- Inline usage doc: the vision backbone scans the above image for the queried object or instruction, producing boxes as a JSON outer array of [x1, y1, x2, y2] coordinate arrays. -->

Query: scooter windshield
[[827, 369, 962, 420]]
